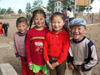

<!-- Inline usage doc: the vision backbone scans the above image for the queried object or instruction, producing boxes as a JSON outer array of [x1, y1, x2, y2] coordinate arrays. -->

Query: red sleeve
[[57, 34, 70, 64], [43, 33, 49, 62], [26, 31, 32, 63]]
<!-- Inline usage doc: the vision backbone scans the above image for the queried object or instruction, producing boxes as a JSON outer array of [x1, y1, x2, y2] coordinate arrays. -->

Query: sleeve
[[43, 33, 49, 62], [13, 34, 19, 57], [67, 11, 70, 17], [57, 34, 70, 64], [26, 31, 32, 63], [67, 47, 74, 63], [81, 41, 98, 71]]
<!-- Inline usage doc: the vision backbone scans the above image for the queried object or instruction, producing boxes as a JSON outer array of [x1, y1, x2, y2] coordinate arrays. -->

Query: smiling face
[[51, 15, 65, 33], [33, 13, 45, 29], [17, 22, 29, 34], [70, 25, 87, 41]]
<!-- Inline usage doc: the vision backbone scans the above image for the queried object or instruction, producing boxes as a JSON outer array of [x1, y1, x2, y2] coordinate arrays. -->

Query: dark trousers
[[49, 59, 66, 75], [4, 27, 8, 36], [69, 17, 74, 22]]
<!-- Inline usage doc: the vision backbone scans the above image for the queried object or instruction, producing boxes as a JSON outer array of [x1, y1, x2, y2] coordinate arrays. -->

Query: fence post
[[92, 13, 93, 24]]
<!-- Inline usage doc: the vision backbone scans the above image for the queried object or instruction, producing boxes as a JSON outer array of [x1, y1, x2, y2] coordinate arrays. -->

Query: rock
[[0, 63, 18, 75]]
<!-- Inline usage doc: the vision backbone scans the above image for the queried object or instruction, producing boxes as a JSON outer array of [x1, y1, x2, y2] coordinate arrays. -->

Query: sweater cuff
[[16, 55, 20, 57], [81, 64, 85, 71]]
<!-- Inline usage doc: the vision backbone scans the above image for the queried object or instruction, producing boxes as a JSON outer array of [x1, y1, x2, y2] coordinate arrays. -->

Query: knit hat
[[69, 18, 87, 28], [0, 22, 2, 24]]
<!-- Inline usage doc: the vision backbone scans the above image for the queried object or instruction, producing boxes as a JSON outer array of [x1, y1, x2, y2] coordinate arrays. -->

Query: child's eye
[[78, 28, 81, 30], [52, 22, 55, 23], [35, 19, 38, 20], [40, 18, 43, 20], [71, 27, 75, 29]]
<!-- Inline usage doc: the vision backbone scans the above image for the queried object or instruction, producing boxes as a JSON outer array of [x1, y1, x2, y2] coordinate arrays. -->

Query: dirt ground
[[0, 19, 100, 75]]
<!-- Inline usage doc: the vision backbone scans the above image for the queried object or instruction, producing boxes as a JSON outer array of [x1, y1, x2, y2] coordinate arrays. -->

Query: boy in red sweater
[[14, 17, 33, 75]]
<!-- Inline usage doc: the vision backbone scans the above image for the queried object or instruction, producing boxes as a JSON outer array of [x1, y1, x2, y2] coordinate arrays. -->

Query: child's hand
[[68, 62, 74, 70], [51, 62, 59, 69], [77, 65, 82, 74], [28, 62, 33, 67], [46, 61, 54, 70], [18, 57, 21, 61]]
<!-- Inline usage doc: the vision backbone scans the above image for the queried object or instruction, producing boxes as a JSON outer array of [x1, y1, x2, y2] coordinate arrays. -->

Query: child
[[62, 10, 68, 23], [14, 17, 33, 75], [62, 9, 70, 35], [2, 22, 9, 36], [43, 12, 70, 75], [0, 22, 3, 35], [67, 18, 98, 75], [26, 9, 49, 75], [67, 7, 74, 22]]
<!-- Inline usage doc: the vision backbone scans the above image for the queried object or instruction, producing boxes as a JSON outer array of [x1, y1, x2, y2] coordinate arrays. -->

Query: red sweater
[[43, 29, 70, 64], [26, 27, 48, 65]]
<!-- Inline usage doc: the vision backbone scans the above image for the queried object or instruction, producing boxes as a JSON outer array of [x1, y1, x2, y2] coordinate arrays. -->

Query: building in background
[[54, 0, 100, 13], [54, 0, 75, 12]]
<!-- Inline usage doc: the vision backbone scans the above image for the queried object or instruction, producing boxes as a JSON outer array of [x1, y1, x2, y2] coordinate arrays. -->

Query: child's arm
[[81, 41, 98, 71], [26, 32, 32, 63], [43, 34, 49, 64], [14, 34, 20, 59], [57, 35, 70, 64]]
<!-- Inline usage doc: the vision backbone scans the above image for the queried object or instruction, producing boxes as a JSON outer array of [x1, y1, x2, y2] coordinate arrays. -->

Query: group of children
[[14, 9, 98, 75], [0, 22, 9, 36]]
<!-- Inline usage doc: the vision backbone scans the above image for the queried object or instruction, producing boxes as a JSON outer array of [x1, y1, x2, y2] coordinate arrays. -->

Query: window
[[56, 9, 57, 12], [55, 3, 57, 6], [58, 8, 60, 12], [58, 2, 60, 6]]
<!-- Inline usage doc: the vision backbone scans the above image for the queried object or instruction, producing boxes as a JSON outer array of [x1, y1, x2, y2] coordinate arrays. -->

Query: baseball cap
[[62, 10, 66, 12], [69, 18, 87, 28], [0, 22, 2, 24]]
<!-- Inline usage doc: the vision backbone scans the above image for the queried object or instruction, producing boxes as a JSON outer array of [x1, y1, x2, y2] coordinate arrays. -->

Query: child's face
[[33, 13, 45, 28], [62, 11, 66, 15], [70, 25, 87, 41], [51, 16, 65, 33], [16, 22, 29, 34]]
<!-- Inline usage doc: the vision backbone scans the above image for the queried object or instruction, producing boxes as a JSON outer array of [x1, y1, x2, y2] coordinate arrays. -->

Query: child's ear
[[84, 28, 87, 33], [27, 24, 29, 28]]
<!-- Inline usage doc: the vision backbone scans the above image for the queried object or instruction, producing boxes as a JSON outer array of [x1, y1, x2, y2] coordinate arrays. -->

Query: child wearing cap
[[62, 10, 68, 23], [67, 18, 98, 75], [0, 22, 4, 35]]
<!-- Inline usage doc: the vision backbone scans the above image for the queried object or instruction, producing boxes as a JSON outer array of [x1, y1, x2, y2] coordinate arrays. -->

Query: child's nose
[[20, 27, 23, 29], [75, 29, 78, 32], [55, 23, 58, 26]]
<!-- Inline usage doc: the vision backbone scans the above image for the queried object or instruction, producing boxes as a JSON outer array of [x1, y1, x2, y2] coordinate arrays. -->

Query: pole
[[74, 0, 77, 18], [87, 0, 91, 24]]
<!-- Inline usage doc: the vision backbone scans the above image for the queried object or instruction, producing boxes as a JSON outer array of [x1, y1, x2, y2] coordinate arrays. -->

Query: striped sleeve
[[81, 40, 98, 71]]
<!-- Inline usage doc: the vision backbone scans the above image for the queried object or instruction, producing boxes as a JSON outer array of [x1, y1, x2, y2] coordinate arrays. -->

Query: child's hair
[[50, 12, 70, 34], [29, 9, 49, 29], [16, 17, 28, 26], [67, 7, 72, 12]]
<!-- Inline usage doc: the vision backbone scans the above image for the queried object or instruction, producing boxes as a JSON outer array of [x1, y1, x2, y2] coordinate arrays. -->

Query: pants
[[69, 17, 74, 22], [3, 27, 8, 36], [21, 60, 34, 75], [49, 59, 66, 75], [0, 29, 3, 34], [34, 70, 45, 75], [72, 69, 92, 75]]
